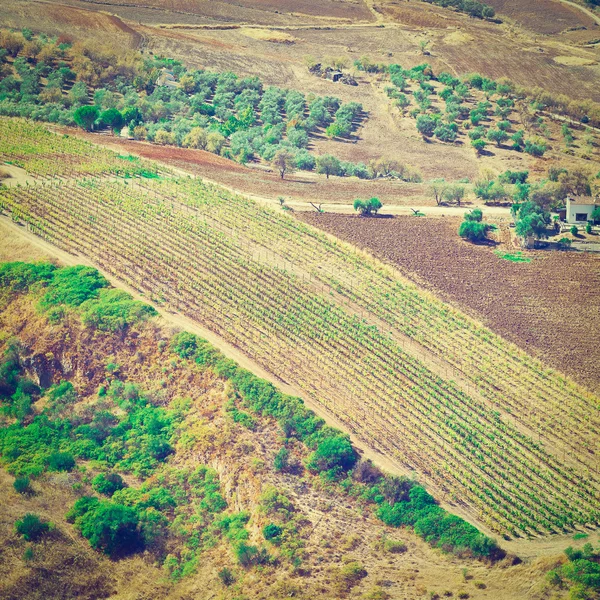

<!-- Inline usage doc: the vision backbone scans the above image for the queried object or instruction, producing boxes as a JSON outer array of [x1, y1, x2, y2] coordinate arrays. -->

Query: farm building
[[564, 197, 598, 224], [156, 68, 179, 88], [326, 70, 344, 82]]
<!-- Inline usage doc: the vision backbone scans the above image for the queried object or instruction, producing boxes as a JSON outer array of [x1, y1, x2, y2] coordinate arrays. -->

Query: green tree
[[416, 114, 436, 137], [73, 105, 99, 131], [487, 128, 508, 147], [316, 154, 341, 179], [458, 221, 490, 242], [354, 197, 382, 216], [14, 476, 32, 495], [471, 139, 486, 155], [92, 472, 125, 497], [273, 447, 290, 472], [442, 185, 465, 206], [306, 436, 357, 473], [465, 208, 483, 222], [100, 108, 124, 134]]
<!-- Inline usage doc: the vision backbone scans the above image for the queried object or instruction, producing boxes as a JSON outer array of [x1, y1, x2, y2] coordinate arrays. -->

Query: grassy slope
[[0, 265, 566, 600]]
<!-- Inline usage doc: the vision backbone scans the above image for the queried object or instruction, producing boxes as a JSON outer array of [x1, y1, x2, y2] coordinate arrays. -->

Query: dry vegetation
[[0, 252, 568, 600]]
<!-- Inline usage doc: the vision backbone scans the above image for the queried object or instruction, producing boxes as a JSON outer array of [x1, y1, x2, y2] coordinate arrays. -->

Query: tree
[[273, 447, 290, 472], [570, 225, 579, 236], [100, 108, 124, 134], [306, 436, 358, 473], [442, 184, 465, 206], [459, 220, 490, 242], [182, 127, 207, 150], [316, 154, 341, 179], [271, 149, 296, 179], [430, 179, 447, 205], [487, 128, 508, 147], [262, 523, 283, 541], [15, 514, 50, 541], [354, 197, 382, 216], [416, 114, 436, 138], [472, 139, 486, 155], [47, 451, 75, 472], [73, 105, 99, 131], [514, 202, 550, 240]]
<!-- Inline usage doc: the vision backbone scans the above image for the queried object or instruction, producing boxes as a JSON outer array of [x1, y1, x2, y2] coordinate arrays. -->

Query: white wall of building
[[566, 199, 595, 224]]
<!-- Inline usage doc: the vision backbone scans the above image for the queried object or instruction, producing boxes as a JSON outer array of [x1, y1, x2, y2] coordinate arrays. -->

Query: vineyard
[[1, 119, 599, 538]]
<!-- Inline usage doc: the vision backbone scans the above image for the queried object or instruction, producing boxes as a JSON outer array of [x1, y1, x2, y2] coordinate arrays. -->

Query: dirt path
[[556, 0, 600, 25]]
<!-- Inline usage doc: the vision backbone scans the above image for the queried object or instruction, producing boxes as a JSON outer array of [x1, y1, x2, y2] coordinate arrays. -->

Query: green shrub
[[235, 542, 269, 567], [15, 513, 50, 541], [0, 262, 56, 293], [306, 435, 358, 474], [273, 447, 290, 472], [458, 221, 490, 242], [218, 567, 236, 586], [67, 496, 142, 557], [47, 451, 76, 472], [92, 472, 125, 496], [80, 288, 157, 332], [384, 539, 407, 554], [13, 476, 32, 495], [571, 225, 579, 236], [263, 523, 283, 541], [38, 266, 108, 311]]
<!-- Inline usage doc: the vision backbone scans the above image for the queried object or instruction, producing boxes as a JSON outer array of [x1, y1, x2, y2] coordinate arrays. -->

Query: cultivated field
[[298, 213, 600, 394], [2, 119, 599, 540]]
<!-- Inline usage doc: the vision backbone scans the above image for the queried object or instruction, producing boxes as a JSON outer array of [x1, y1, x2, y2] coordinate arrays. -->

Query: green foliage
[[547, 545, 600, 599], [416, 114, 436, 137], [458, 221, 490, 243], [316, 154, 341, 179], [38, 266, 108, 312], [47, 451, 75, 472], [464, 209, 482, 222], [15, 513, 50, 541], [92, 472, 125, 496], [67, 496, 143, 557], [262, 523, 283, 541], [13, 476, 32, 495], [80, 288, 157, 332], [514, 202, 550, 239], [218, 567, 236, 586], [100, 108, 124, 132], [571, 225, 579, 236], [306, 435, 358, 474], [494, 251, 531, 263], [354, 197, 383, 216], [73, 105, 99, 131], [273, 447, 290, 472], [0, 262, 56, 293], [377, 486, 498, 559]]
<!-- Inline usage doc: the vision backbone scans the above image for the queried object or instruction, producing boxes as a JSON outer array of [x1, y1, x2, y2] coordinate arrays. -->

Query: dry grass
[[240, 28, 298, 44]]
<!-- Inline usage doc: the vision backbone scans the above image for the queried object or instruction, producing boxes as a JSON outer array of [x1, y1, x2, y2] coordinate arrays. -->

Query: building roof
[[567, 196, 597, 206]]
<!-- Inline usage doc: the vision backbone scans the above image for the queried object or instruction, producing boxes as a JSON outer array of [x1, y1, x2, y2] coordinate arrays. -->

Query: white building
[[565, 197, 598, 224]]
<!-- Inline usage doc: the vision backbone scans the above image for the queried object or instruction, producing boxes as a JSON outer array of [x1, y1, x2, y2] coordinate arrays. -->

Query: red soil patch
[[486, 0, 596, 34], [65, 131, 433, 206], [297, 213, 600, 393]]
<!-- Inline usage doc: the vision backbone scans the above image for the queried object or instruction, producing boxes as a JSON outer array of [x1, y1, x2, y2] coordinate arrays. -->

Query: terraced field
[[1, 119, 599, 537]]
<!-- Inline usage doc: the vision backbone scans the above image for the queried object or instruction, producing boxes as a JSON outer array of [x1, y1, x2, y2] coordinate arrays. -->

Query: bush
[[354, 197, 382, 216], [68, 496, 142, 557], [458, 221, 490, 242], [263, 523, 283, 541], [15, 513, 49, 541], [273, 447, 290, 472], [13, 476, 32, 495], [306, 435, 358, 474], [38, 266, 107, 311], [47, 451, 75, 472], [92, 472, 125, 496], [218, 567, 236, 586], [464, 209, 483, 222], [570, 225, 579, 236]]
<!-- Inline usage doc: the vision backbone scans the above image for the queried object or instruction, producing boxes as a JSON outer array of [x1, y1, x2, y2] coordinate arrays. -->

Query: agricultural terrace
[[0, 120, 165, 178], [1, 119, 599, 538]]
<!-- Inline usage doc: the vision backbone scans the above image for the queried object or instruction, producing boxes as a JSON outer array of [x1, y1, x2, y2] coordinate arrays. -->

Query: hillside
[[0, 0, 599, 597]]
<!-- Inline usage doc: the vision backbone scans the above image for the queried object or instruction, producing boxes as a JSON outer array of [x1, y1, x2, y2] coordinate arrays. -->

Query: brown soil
[[297, 213, 600, 393], [486, 0, 596, 34]]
